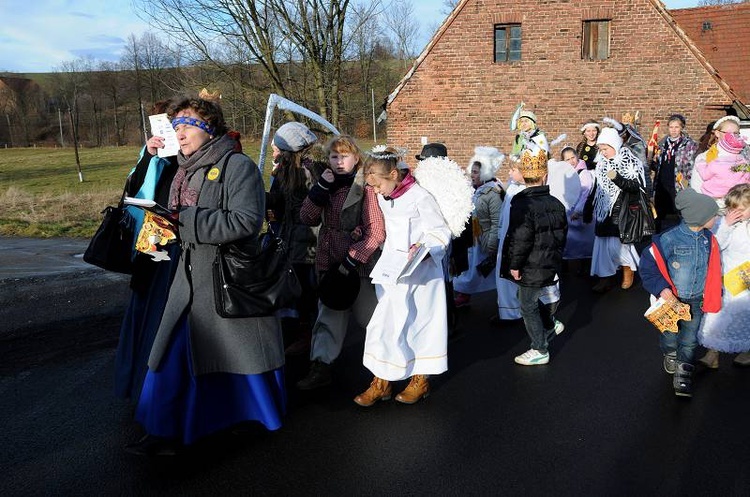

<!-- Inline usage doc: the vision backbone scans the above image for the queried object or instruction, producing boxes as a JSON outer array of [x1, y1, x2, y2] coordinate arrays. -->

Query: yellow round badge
[[207, 167, 220, 181]]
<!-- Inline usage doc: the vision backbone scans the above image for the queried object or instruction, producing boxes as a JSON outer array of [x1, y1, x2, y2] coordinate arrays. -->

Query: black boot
[[296, 360, 332, 390], [673, 361, 694, 398]]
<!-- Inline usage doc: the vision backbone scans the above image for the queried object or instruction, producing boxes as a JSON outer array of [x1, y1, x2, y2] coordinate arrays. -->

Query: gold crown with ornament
[[519, 148, 548, 179]]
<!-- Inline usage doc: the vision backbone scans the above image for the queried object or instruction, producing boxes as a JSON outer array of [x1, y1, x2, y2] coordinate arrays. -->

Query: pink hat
[[718, 132, 746, 154]]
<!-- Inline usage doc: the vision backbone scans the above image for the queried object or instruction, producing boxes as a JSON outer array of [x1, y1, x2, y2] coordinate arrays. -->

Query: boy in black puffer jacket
[[501, 147, 568, 365]]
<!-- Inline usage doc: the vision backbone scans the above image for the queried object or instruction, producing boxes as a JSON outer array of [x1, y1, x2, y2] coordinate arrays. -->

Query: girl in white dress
[[355, 146, 453, 406], [698, 184, 750, 367]]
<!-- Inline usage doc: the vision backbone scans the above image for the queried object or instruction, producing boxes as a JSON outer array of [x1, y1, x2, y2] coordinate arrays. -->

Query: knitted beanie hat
[[274, 122, 317, 152], [675, 188, 719, 227], [596, 127, 623, 153], [718, 131, 746, 155]]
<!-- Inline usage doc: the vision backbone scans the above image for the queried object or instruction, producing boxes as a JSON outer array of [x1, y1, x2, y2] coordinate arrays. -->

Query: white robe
[[698, 218, 750, 352], [365, 184, 452, 381], [495, 182, 524, 320], [454, 182, 499, 295]]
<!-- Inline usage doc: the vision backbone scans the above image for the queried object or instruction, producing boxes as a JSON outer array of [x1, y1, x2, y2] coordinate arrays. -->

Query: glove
[[308, 174, 335, 207], [338, 255, 359, 275]]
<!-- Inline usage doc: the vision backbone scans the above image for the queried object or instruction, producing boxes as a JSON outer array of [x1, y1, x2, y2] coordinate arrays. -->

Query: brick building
[[385, 0, 749, 167], [671, 2, 750, 104]]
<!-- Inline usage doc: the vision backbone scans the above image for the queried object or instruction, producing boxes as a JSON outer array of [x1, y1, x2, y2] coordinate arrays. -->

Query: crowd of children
[[116, 98, 749, 455]]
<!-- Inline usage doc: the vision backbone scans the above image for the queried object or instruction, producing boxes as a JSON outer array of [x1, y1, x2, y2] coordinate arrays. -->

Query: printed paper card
[[644, 297, 692, 334]]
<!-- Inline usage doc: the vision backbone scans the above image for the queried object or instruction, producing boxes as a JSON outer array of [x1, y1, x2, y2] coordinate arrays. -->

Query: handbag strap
[[116, 175, 132, 209]]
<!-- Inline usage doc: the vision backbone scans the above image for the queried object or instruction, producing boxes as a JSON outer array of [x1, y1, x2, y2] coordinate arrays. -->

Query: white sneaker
[[552, 320, 565, 335], [514, 349, 549, 365]]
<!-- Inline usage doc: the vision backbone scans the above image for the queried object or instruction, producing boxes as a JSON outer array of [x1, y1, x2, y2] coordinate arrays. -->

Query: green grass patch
[[0, 138, 379, 238], [0, 143, 262, 238]]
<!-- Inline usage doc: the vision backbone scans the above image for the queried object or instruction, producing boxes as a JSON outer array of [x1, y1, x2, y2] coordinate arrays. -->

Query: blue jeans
[[518, 286, 557, 353], [659, 298, 704, 364]]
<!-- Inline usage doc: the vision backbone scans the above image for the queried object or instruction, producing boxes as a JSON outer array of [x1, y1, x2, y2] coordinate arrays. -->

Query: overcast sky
[[0, 0, 703, 74]]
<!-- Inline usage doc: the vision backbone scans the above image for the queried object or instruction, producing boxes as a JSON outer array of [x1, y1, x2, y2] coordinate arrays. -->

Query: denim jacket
[[639, 221, 722, 310]]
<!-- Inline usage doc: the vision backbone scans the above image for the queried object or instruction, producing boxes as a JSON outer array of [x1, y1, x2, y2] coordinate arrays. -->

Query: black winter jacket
[[500, 185, 568, 287]]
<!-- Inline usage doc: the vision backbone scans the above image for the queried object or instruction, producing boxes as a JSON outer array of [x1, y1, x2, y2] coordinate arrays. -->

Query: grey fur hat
[[469, 146, 505, 182], [274, 122, 317, 152]]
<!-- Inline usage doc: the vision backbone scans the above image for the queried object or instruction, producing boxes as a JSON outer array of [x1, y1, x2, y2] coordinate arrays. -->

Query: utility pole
[[371, 88, 377, 143], [5, 114, 13, 148], [58, 108, 65, 147], [68, 107, 84, 182]]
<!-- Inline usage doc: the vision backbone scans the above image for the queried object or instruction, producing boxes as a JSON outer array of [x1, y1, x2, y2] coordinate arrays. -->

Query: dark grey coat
[[148, 152, 284, 376]]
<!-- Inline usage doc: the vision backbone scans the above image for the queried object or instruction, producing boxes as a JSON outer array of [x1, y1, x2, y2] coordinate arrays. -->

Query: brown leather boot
[[395, 375, 430, 404], [353, 377, 391, 407], [621, 266, 635, 290]]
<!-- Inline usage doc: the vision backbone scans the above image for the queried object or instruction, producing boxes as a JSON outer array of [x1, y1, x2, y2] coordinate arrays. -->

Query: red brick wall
[[671, 4, 750, 104], [387, 0, 732, 170]]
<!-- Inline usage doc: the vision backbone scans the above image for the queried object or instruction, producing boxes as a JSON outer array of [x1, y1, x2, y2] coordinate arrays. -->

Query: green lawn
[[0, 144, 262, 238], [0, 138, 376, 238]]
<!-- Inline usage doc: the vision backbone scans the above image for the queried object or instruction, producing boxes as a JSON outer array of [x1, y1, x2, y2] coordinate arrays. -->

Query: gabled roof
[[385, 0, 746, 115], [670, 3, 750, 104]]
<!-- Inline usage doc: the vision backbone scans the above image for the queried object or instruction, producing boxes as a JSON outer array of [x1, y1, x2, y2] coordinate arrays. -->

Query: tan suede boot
[[353, 377, 391, 407], [621, 266, 634, 290], [699, 349, 719, 369], [395, 375, 430, 404]]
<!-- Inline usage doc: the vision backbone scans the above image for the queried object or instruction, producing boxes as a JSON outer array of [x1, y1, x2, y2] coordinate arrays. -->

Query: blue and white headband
[[171, 116, 216, 136]]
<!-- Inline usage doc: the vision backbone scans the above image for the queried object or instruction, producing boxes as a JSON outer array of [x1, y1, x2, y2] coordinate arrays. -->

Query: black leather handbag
[[615, 186, 655, 244], [83, 185, 133, 274], [213, 231, 302, 318]]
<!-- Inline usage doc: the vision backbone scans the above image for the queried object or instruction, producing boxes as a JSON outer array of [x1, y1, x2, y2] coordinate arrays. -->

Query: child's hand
[[724, 208, 744, 226], [660, 288, 676, 301], [510, 269, 521, 281], [408, 243, 422, 261], [320, 169, 335, 183]]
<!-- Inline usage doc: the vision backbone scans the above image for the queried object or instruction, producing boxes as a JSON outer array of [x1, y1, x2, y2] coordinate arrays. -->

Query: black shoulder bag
[[615, 180, 655, 244], [212, 153, 302, 318], [83, 181, 134, 274]]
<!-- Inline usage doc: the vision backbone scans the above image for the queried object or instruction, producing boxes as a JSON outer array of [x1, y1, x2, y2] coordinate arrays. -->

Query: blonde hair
[[724, 183, 750, 210]]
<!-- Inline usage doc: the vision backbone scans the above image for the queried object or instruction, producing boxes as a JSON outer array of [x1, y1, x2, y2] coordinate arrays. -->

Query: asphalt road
[[1, 238, 749, 496]]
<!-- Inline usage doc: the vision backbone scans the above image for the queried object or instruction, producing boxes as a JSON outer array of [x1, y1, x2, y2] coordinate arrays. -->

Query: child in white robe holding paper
[[354, 146, 453, 407], [698, 183, 750, 367]]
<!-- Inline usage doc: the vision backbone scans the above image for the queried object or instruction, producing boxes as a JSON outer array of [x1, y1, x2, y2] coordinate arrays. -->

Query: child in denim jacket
[[639, 188, 722, 397]]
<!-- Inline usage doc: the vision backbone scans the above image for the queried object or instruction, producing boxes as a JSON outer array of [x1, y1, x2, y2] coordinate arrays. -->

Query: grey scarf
[[169, 134, 237, 209]]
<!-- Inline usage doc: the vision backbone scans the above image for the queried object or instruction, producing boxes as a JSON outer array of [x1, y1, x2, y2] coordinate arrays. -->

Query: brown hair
[[364, 146, 409, 181], [168, 95, 228, 136], [325, 135, 362, 169]]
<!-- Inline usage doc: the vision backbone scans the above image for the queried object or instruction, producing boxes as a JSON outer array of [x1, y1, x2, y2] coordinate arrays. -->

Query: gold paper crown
[[519, 148, 548, 179], [198, 88, 221, 101]]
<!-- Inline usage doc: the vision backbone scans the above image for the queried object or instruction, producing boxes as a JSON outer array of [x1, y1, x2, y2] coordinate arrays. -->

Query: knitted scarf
[[168, 134, 237, 209], [593, 147, 644, 223], [384, 172, 416, 200]]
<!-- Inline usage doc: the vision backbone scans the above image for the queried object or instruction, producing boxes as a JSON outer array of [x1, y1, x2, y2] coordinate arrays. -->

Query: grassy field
[[0, 144, 262, 238], [0, 137, 378, 238]]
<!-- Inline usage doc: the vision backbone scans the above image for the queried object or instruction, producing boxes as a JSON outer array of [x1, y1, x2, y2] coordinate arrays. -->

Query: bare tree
[[136, 0, 379, 128], [52, 60, 90, 181], [441, 0, 460, 16], [384, 0, 418, 66]]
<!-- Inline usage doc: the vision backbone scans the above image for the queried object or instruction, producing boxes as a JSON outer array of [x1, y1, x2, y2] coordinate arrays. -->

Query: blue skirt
[[135, 316, 286, 445], [114, 244, 179, 401]]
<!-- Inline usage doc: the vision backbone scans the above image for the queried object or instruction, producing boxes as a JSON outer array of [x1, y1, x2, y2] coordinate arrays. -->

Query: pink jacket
[[694, 151, 750, 199]]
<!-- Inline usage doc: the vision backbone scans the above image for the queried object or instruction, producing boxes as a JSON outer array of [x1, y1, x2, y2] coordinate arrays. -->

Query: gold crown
[[198, 88, 221, 101], [519, 149, 548, 179]]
